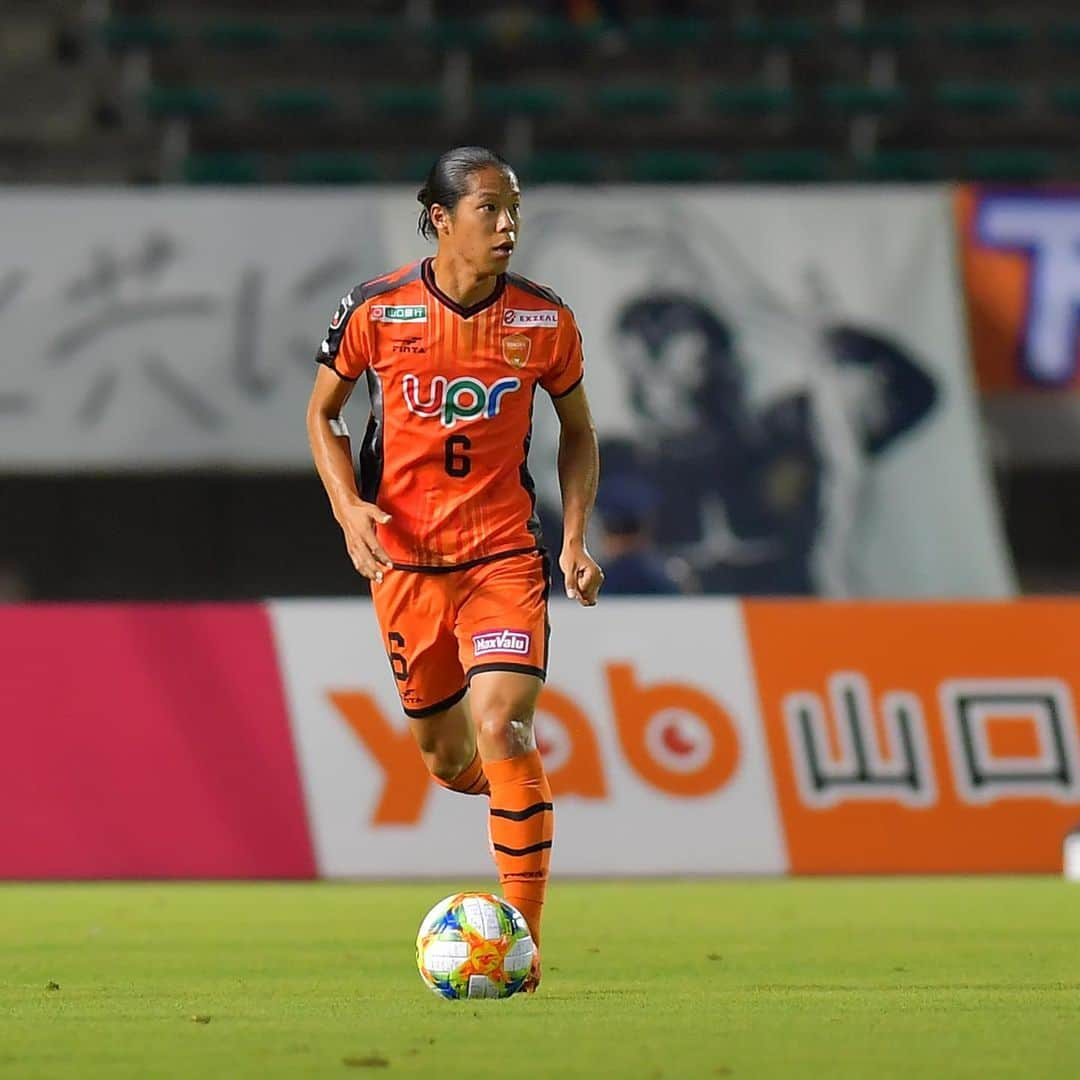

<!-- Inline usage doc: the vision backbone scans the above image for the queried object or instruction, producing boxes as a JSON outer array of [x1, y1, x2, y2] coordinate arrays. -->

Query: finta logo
[[403, 374, 521, 428], [371, 304, 427, 323], [504, 308, 559, 328], [473, 629, 531, 657]]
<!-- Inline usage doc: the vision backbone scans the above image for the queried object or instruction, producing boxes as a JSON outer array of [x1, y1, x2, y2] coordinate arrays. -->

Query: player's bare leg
[[409, 696, 489, 796], [469, 670, 550, 992]]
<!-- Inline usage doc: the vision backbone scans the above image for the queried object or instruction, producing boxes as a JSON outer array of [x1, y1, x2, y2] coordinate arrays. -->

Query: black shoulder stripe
[[359, 261, 422, 302], [506, 271, 565, 308]]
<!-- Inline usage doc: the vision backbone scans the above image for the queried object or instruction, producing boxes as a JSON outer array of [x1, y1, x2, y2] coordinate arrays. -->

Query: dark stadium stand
[[3, 2, 1080, 183]]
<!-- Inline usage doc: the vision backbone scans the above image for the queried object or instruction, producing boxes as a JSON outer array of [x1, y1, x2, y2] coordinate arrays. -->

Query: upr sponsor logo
[[473, 629, 531, 657], [371, 304, 428, 323], [403, 373, 521, 428], [503, 308, 559, 328]]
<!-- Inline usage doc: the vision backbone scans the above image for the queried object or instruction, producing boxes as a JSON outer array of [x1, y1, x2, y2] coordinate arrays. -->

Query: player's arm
[[306, 365, 392, 582], [552, 383, 604, 606]]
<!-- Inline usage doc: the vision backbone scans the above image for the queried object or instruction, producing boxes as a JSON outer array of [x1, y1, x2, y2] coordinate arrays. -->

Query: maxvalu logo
[[473, 629, 531, 656], [371, 304, 427, 323], [403, 373, 521, 428]]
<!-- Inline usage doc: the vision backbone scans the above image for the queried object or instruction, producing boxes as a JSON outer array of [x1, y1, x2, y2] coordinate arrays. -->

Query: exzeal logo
[[403, 374, 522, 427]]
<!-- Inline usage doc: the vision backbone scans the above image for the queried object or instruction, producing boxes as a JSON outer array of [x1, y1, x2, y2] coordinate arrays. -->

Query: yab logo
[[328, 663, 742, 824]]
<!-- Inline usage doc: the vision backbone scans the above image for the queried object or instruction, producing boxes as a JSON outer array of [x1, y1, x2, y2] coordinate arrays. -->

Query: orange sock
[[431, 750, 490, 797], [484, 749, 553, 946]]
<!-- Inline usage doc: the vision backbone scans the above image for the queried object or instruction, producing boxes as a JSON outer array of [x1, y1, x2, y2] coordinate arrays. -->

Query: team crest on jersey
[[502, 333, 532, 369], [503, 308, 559, 328], [371, 304, 428, 323]]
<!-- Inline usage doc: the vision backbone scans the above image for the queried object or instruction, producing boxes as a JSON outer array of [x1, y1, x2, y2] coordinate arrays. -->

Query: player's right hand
[[335, 500, 394, 583]]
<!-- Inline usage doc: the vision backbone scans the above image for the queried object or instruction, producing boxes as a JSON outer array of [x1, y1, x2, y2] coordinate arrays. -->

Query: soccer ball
[[415, 892, 535, 1000]]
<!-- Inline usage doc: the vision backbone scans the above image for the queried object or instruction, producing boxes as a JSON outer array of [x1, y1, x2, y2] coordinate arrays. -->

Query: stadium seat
[[289, 152, 377, 184], [942, 21, 1031, 48], [709, 85, 795, 114], [856, 149, 945, 181], [823, 84, 908, 113], [475, 85, 568, 117], [626, 18, 712, 48], [201, 21, 282, 50], [521, 18, 603, 48], [255, 89, 336, 119], [370, 86, 441, 116], [1047, 21, 1080, 47], [935, 82, 1023, 112], [593, 85, 678, 115], [1051, 85, 1080, 113], [183, 153, 263, 184], [144, 86, 223, 119], [963, 148, 1054, 181], [522, 151, 604, 183], [839, 19, 918, 48], [739, 149, 830, 181], [425, 19, 492, 49], [309, 21, 393, 48], [735, 19, 814, 48], [99, 17, 177, 50], [628, 151, 719, 182]]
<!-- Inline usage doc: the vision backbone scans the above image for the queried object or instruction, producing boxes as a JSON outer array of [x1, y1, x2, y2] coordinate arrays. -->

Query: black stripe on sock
[[492, 840, 553, 858], [489, 802, 553, 821], [463, 772, 489, 795]]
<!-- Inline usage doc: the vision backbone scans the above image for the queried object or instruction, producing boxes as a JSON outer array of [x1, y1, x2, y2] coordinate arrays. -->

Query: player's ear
[[430, 203, 451, 237]]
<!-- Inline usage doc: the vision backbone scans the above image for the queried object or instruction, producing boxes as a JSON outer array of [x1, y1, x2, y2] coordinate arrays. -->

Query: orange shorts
[[370, 550, 550, 718]]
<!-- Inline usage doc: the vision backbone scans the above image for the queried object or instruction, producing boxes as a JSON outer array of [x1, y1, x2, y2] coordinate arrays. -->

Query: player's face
[[443, 167, 521, 276]]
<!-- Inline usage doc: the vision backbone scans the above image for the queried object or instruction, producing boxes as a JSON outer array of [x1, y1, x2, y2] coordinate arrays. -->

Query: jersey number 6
[[444, 434, 472, 478]]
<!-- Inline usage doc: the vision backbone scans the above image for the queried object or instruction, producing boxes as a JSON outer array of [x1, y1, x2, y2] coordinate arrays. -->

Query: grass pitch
[[3, 878, 1080, 1078]]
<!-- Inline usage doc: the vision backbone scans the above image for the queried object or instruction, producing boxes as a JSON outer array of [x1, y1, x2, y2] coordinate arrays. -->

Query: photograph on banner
[[268, 598, 787, 878], [956, 185, 1080, 463]]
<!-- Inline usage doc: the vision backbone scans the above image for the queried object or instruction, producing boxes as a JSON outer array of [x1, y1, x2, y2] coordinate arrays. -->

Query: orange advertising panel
[[956, 185, 1080, 392], [745, 600, 1080, 873]]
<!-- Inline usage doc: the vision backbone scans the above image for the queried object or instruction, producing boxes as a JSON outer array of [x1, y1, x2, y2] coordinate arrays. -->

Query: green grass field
[[3, 879, 1080, 1078]]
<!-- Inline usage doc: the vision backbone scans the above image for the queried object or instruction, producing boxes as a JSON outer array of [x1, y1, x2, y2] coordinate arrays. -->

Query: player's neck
[[430, 253, 498, 310]]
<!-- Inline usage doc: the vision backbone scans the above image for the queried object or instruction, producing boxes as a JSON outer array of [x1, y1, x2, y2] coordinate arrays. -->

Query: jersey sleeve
[[315, 288, 370, 381], [540, 307, 584, 398]]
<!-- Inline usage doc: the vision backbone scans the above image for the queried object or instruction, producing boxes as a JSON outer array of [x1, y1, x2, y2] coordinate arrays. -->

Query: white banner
[[0, 187, 1012, 596], [268, 598, 788, 878]]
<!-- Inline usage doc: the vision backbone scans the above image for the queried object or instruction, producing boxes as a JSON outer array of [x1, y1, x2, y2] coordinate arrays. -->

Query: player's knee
[[473, 703, 534, 756]]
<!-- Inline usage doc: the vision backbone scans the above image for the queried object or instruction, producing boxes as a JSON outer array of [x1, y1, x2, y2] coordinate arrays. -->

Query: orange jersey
[[315, 258, 584, 569]]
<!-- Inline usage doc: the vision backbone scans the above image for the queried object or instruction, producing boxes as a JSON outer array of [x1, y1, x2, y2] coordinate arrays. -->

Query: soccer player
[[306, 146, 603, 991]]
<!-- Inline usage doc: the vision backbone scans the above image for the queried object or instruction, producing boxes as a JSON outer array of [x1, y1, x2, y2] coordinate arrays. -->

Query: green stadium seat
[[475, 85, 567, 117], [289, 152, 378, 184], [839, 19, 917, 48], [100, 17, 177, 49], [963, 149, 1054, 181], [856, 149, 945, 181], [935, 82, 1022, 112], [626, 18, 711, 48], [201, 21, 282, 50], [943, 21, 1031, 48], [255, 89, 336, 118], [370, 86, 441, 115], [522, 151, 604, 183], [1051, 85, 1080, 112], [628, 151, 718, 182], [310, 21, 393, 48], [593, 85, 677, 114], [144, 86, 223, 119], [739, 149, 830, 182], [710, 85, 795, 113], [823, 84, 907, 112], [1047, 22, 1080, 47], [735, 19, 814, 48], [521, 18, 603, 48], [183, 153, 262, 184], [425, 19, 492, 49]]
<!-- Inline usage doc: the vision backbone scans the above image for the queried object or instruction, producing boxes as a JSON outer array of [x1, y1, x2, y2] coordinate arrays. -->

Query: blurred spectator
[[596, 475, 688, 595], [0, 559, 30, 603]]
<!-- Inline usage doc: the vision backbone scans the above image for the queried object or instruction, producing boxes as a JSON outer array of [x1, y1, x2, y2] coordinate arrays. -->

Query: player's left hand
[[560, 540, 604, 607]]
